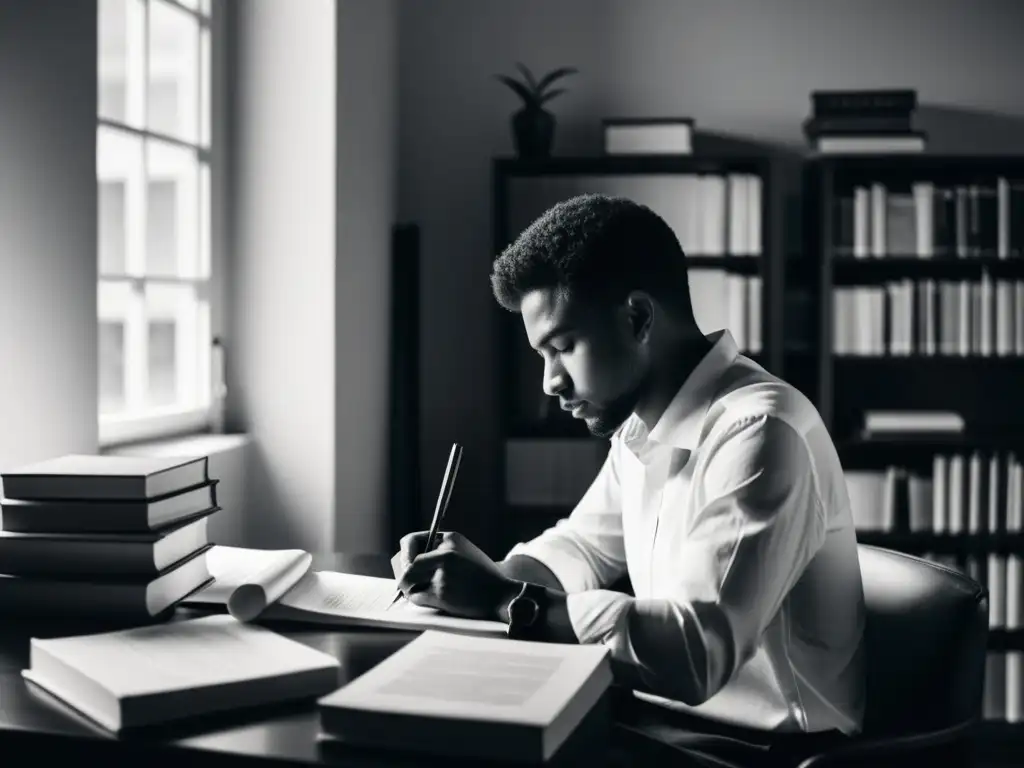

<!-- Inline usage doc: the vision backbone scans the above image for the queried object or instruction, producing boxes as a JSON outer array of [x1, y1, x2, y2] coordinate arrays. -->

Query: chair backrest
[[859, 544, 989, 737]]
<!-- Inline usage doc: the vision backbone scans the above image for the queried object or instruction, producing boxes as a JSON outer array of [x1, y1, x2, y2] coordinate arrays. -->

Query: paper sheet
[[185, 546, 313, 621]]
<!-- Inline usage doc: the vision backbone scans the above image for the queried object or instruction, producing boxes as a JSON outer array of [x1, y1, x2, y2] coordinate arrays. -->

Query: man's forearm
[[497, 553, 565, 591]]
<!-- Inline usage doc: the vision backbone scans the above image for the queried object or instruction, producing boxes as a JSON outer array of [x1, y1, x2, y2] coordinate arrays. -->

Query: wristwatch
[[505, 581, 548, 640]]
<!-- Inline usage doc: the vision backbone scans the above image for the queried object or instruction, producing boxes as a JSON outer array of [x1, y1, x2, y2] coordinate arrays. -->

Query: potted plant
[[494, 63, 578, 159]]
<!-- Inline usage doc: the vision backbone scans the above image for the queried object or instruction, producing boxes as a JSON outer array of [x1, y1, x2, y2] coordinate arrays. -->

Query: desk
[[0, 553, 619, 768]]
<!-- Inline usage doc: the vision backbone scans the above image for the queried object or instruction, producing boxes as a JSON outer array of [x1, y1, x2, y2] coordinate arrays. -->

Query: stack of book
[[0, 454, 220, 622], [803, 88, 927, 154]]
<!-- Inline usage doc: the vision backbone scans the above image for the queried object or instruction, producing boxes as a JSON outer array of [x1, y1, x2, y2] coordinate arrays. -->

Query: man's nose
[[542, 359, 567, 397]]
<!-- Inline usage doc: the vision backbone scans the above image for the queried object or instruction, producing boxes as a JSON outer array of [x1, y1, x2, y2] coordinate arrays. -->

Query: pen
[[387, 442, 463, 610]]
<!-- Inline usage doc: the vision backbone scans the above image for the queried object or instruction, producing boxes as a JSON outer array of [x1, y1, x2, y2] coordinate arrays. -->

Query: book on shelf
[[834, 179, 1024, 260], [602, 117, 693, 156], [845, 447, 1022, 535], [519, 171, 762, 258], [832, 279, 1024, 356], [317, 629, 612, 764], [862, 410, 965, 434], [184, 545, 508, 637], [0, 453, 211, 501], [815, 133, 926, 155], [846, 448, 1024, 723], [805, 88, 925, 154], [22, 614, 341, 733]]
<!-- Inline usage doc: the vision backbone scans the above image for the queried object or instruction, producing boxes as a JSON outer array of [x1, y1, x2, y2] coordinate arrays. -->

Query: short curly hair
[[490, 193, 692, 314]]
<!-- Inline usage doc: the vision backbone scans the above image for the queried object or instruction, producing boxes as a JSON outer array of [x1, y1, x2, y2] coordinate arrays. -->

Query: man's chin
[[583, 412, 626, 439]]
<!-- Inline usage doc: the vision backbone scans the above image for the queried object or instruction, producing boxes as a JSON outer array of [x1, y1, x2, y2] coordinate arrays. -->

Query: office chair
[[795, 544, 989, 768]]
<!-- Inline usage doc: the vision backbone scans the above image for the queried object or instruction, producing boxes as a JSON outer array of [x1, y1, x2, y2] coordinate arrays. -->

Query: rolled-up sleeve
[[504, 447, 628, 594], [564, 413, 826, 705]]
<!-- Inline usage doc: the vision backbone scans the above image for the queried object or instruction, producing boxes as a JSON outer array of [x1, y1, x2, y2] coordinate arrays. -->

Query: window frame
[[97, 0, 219, 448]]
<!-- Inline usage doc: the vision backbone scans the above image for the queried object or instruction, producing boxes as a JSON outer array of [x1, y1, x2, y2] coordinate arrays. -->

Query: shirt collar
[[619, 329, 740, 453]]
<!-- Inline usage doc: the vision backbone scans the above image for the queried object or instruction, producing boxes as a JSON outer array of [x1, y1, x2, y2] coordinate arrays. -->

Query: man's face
[[521, 287, 646, 439]]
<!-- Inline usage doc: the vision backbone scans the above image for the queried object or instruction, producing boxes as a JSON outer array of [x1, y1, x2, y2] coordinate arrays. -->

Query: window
[[97, 0, 214, 445]]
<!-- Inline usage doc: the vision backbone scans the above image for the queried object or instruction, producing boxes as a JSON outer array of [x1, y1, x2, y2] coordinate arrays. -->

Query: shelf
[[833, 354, 1024, 367], [810, 153, 1024, 180], [832, 255, 1024, 284], [495, 154, 769, 178], [685, 255, 762, 274], [837, 436, 1024, 470], [988, 629, 1024, 653], [855, 530, 1024, 554]]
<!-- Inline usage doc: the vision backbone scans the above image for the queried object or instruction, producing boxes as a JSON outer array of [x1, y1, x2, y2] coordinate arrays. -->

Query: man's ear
[[624, 291, 654, 344]]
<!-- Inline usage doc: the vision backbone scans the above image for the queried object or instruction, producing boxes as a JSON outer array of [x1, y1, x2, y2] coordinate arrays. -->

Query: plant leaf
[[493, 74, 537, 105], [536, 66, 578, 94], [539, 88, 567, 104], [514, 62, 539, 92]]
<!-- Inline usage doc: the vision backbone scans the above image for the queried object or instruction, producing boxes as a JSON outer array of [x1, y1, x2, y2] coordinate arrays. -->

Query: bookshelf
[[805, 154, 1024, 739], [490, 154, 784, 557]]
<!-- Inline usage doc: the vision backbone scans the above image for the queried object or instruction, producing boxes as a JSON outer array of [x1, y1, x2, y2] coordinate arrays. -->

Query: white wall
[[397, 0, 1024, 552], [334, 0, 398, 554], [230, 0, 398, 555], [0, 0, 99, 474], [230, 0, 338, 553]]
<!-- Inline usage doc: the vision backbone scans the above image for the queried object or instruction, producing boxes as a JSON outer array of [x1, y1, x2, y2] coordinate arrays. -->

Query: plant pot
[[511, 107, 555, 159]]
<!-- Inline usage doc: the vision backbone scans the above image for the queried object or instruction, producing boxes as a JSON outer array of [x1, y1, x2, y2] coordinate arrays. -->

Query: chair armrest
[[795, 720, 977, 768]]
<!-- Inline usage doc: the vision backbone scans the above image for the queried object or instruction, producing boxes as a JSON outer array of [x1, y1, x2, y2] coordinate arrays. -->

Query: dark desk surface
[[0, 553, 617, 768]]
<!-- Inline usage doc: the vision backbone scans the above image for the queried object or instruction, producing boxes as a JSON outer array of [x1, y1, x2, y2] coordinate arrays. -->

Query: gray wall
[[397, 0, 1024, 551], [230, 0, 397, 554], [0, 0, 99, 473], [334, 0, 398, 554]]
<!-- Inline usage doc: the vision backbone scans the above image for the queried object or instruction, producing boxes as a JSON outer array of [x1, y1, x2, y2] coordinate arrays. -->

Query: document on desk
[[22, 614, 340, 733], [317, 630, 613, 763], [184, 545, 507, 636]]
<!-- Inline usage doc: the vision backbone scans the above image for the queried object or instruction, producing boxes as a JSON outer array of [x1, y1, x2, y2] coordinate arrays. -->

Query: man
[[396, 194, 865, 767]]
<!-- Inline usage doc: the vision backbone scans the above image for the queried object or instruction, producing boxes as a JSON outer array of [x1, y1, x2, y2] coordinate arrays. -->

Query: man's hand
[[396, 530, 521, 621]]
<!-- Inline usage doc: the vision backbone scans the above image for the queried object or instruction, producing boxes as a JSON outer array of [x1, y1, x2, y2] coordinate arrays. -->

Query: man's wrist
[[494, 577, 526, 624]]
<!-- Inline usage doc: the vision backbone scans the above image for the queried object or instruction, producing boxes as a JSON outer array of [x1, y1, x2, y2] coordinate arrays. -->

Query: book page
[[320, 630, 610, 726], [268, 570, 506, 636], [30, 614, 339, 697], [184, 545, 313, 622]]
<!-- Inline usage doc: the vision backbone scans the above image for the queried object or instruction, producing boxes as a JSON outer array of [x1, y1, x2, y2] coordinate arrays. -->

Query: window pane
[[99, 181, 127, 274], [200, 25, 211, 148], [147, 319, 177, 407], [199, 0, 212, 16], [98, 280, 137, 414], [99, 0, 145, 127], [97, 126, 145, 275], [148, 0, 200, 142], [146, 140, 199, 277], [99, 320, 127, 414], [144, 283, 206, 409]]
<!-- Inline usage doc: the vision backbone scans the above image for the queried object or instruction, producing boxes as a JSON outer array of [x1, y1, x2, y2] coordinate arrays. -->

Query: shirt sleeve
[[563, 413, 827, 706], [503, 445, 628, 594]]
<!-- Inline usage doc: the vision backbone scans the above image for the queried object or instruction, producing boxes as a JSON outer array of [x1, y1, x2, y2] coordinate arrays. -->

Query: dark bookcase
[[491, 154, 784, 556], [805, 153, 1024, 737]]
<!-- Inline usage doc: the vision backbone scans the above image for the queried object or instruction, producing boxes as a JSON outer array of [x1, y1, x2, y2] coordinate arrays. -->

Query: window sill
[[101, 431, 251, 459]]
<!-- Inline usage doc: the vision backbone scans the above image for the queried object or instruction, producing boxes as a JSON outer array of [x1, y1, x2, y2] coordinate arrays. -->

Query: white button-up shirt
[[506, 330, 866, 735]]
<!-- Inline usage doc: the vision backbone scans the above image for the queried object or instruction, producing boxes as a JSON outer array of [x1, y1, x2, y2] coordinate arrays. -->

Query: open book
[[184, 546, 507, 637], [318, 630, 613, 763]]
